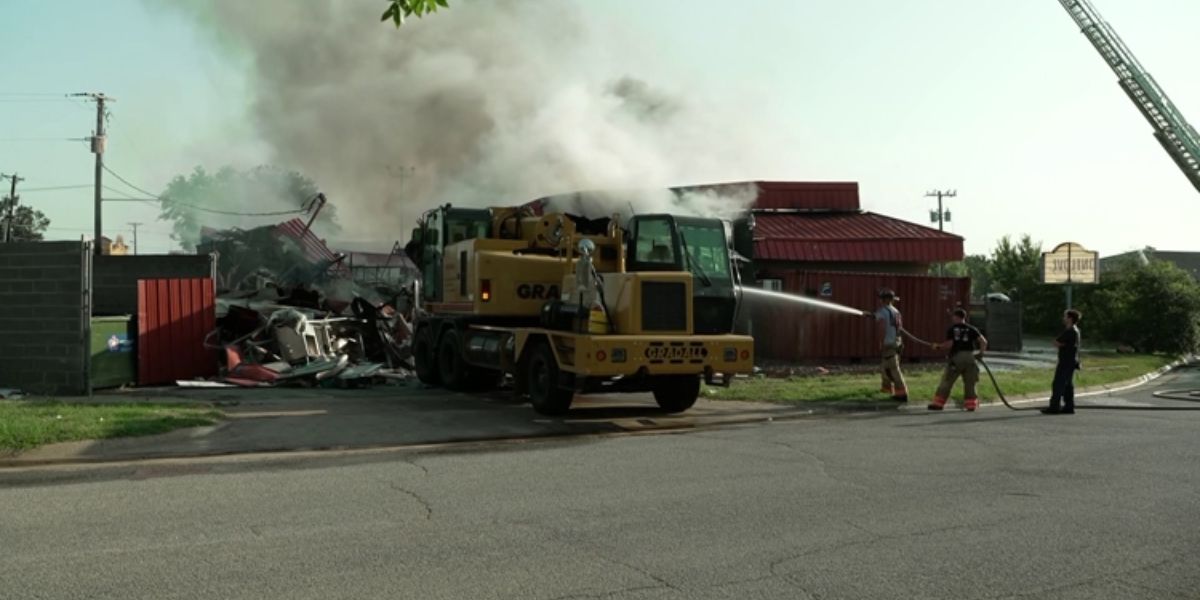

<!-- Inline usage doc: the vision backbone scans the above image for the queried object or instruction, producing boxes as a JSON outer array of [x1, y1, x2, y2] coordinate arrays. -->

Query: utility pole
[[128, 222, 142, 255], [73, 92, 112, 255], [1, 173, 24, 242], [925, 189, 957, 277]]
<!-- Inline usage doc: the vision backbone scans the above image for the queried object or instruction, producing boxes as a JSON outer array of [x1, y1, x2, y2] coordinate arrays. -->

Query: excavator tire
[[413, 327, 441, 385], [526, 341, 574, 416], [653, 375, 701, 413], [437, 329, 473, 391]]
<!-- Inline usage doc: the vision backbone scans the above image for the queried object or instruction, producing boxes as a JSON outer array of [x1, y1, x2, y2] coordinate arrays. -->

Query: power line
[[0, 98, 83, 104], [0, 137, 87, 142], [102, 164, 311, 217], [101, 184, 159, 208], [20, 184, 94, 193]]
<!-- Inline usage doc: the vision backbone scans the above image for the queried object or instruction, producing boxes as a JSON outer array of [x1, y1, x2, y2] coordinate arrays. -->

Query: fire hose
[[898, 325, 1200, 412], [977, 357, 1200, 412]]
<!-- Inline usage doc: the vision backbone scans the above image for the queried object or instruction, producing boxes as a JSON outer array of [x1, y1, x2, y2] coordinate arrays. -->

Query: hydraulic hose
[[977, 358, 1200, 412]]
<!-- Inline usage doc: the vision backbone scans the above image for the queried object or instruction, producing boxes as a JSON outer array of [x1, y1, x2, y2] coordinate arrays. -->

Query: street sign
[[1041, 242, 1098, 285]]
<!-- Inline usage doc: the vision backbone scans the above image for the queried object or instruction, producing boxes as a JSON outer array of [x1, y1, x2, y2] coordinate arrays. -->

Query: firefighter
[[928, 308, 988, 412], [1043, 309, 1082, 415], [872, 289, 908, 402]]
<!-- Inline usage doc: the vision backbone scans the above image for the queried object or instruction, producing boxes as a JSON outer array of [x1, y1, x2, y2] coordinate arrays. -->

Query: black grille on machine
[[641, 281, 688, 332], [693, 296, 735, 334]]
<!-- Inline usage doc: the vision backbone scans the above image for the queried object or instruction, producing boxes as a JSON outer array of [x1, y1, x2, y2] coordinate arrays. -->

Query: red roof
[[754, 212, 963, 263]]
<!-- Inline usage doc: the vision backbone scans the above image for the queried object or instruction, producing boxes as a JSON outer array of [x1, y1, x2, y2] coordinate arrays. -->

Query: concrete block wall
[[93, 254, 215, 316], [0, 242, 89, 395]]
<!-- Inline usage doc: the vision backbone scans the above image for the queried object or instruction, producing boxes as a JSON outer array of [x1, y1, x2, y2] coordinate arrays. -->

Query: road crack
[[389, 482, 433, 520]]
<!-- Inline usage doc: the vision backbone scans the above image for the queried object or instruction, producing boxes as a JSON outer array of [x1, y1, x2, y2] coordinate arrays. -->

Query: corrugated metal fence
[[745, 271, 970, 363], [137, 278, 217, 385]]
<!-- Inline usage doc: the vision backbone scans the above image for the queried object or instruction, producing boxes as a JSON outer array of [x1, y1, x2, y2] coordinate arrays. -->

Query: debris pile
[[180, 218, 416, 389]]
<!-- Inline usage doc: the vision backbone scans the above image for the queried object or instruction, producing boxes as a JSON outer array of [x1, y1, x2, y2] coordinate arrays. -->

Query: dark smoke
[[157, 0, 776, 240]]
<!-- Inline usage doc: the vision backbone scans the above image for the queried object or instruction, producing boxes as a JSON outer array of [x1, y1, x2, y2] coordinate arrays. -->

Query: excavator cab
[[406, 205, 491, 303], [626, 214, 738, 334]]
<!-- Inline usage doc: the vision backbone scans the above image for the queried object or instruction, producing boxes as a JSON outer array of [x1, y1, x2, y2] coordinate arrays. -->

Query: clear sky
[[2, 0, 1199, 256]]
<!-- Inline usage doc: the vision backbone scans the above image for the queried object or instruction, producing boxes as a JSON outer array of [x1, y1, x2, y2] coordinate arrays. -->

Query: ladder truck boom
[[1058, 0, 1200, 193]]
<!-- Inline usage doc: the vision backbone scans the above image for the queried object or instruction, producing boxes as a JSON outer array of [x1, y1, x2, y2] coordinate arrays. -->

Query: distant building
[[1101, 249, 1200, 281]]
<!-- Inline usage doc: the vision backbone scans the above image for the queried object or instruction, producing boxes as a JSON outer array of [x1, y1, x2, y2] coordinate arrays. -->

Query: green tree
[[1082, 258, 1200, 354], [989, 235, 1041, 297], [159, 166, 337, 251], [939, 254, 995, 299], [963, 255, 993, 298], [0, 200, 50, 242], [382, 0, 449, 27], [986, 235, 1067, 334]]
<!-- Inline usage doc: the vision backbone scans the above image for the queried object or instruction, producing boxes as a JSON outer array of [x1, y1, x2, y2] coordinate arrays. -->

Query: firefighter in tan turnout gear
[[872, 289, 908, 402], [928, 308, 989, 412]]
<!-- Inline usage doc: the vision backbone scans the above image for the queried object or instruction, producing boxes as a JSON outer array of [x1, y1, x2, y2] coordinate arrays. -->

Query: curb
[[0, 407, 840, 470], [899, 355, 1194, 411]]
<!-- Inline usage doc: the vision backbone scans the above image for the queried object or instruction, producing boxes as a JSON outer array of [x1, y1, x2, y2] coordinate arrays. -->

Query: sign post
[[1041, 242, 1099, 309]]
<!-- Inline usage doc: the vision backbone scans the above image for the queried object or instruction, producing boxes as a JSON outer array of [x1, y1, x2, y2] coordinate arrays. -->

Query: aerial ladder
[[1058, 0, 1200, 193]]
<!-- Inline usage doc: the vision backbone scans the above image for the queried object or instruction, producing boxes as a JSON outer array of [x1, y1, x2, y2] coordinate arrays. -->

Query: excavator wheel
[[653, 375, 701, 413], [437, 329, 473, 391], [526, 341, 574, 416], [413, 327, 441, 385]]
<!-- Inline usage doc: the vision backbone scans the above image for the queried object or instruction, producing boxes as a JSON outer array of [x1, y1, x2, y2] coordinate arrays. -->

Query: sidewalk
[[0, 386, 830, 467]]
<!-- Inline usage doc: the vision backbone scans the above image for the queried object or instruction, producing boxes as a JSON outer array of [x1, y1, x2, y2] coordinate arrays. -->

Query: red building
[[725, 181, 968, 363]]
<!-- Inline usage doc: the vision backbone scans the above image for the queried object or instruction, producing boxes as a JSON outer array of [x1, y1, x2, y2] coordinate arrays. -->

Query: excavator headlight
[[724, 347, 738, 362], [481, 279, 492, 302], [611, 348, 627, 363]]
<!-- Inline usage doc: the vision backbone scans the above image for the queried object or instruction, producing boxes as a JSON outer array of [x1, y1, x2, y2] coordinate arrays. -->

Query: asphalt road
[[4, 368, 1200, 599]]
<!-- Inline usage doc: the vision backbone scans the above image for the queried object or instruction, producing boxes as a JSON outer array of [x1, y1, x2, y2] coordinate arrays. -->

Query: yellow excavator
[[404, 204, 754, 415]]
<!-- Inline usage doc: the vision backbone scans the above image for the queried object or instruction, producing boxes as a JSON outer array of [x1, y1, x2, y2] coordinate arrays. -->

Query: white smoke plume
[[158, 0, 779, 240]]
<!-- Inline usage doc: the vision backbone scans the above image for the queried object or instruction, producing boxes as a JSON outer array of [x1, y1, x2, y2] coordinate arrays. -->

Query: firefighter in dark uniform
[[928, 308, 988, 412], [1043, 309, 1082, 415]]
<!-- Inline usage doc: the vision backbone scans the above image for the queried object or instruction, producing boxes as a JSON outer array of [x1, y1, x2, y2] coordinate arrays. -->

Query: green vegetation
[[0, 199, 50, 242], [382, 0, 449, 27], [1079, 258, 1200, 354], [158, 166, 333, 251], [710, 354, 1175, 405], [0, 402, 221, 452], [945, 235, 1200, 354]]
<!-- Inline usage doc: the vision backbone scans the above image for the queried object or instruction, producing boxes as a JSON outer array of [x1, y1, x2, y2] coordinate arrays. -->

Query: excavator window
[[677, 221, 731, 282], [631, 217, 679, 270]]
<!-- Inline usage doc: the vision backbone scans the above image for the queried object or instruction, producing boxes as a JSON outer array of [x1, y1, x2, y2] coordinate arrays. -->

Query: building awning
[[753, 211, 963, 263]]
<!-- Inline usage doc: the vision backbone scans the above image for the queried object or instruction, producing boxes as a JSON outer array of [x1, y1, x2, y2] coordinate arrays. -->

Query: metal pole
[[1, 173, 23, 242], [925, 189, 957, 277], [128, 222, 142, 255], [72, 93, 112, 255], [94, 95, 106, 255]]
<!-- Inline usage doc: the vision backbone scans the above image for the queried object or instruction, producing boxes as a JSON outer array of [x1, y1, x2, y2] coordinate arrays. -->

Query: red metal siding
[[752, 181, 860, 211], [137, 278, 217, 386], [746, 272, 970, 362], [753, 212, 964, 263]]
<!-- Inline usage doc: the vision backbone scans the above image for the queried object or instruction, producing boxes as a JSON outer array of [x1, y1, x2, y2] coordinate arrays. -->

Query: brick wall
[[0, 242, 89, 395], [93, 254, 215, 316]]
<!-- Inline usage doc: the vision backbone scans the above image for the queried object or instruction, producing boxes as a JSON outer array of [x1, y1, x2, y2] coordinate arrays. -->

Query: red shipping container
[[137, 278, 217, 385], [745, 271, 970, 363]]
